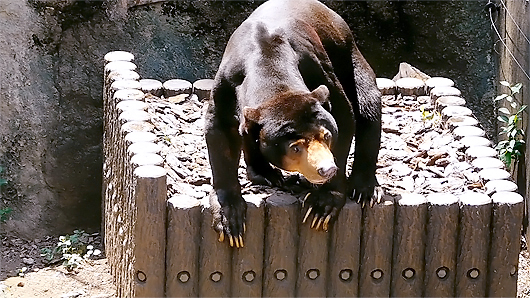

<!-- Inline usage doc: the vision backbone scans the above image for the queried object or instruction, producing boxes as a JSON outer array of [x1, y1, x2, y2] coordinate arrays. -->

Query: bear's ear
[[257, 23, 284, 50], [311, 85, 330, 104], [239, 106, 261, 135]]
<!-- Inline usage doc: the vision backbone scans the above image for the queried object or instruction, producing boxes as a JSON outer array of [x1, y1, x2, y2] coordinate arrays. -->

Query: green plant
[[0, 207, 12, 223], [0, 166, 11, 223], [40, 229, 101, 271], [0, 166, 6, 188], [495, 81, 526, 169]]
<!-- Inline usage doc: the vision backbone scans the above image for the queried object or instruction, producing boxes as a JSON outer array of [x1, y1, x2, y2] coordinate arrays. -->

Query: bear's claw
[[301, 190, 344, 232], [352, 185, 383, 208], [219, 233, 245, 248], [323, 214, 332, 231], [302, 206, 313, 223], [211, 191, 247, 249]]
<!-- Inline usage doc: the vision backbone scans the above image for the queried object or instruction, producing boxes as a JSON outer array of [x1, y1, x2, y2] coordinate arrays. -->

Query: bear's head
[[241, 85, 339, 184]]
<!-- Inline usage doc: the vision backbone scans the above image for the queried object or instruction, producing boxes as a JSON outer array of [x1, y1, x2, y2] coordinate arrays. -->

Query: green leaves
[[0, 166, 6, 188], [511, 83, 523, 94], [495, 81, 526, 170], [498, 107, 510, 115], [0, 207, 12, 223], [40, 229, 97, 271], [494, 93, 508, 101]]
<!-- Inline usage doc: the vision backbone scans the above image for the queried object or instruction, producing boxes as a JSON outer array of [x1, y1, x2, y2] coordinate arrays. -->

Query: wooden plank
[[132, 165, 167, 298], [262, 192, 300, 297], [166, 194, 202, 297], [455, 192, 492, 297], [199, 193, 232, 297], [487, 192, 524, 297], [231, 193, 266, 297], [359, 195, 395, 297], [391, 193, 428, 297], [296, 209, 330, 297], [424, 193, 459, 297], [328, 200, 362, 297]]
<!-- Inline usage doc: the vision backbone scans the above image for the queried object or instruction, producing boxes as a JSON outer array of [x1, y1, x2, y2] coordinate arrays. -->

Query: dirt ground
[[1, 233, 529, 298], [519, 249, 530, 297], [1, 233, 116, 298], [0, 259, 116, 298]]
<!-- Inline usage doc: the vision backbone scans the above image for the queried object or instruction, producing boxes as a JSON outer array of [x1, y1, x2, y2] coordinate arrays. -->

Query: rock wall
[[0, 0, 495, 238]]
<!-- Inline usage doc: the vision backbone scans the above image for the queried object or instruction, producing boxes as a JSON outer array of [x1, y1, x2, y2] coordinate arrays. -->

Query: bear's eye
[[323, 131, 332, 144], [290, 144, 301, 153]]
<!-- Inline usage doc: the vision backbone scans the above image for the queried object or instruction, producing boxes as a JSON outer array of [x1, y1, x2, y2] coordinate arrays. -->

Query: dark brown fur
[[205, 0, 381, 246]]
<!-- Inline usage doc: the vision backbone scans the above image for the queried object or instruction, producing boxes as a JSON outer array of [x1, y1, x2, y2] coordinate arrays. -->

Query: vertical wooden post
[[193, 79, 214, 101], [199, 194, 232, 297], [133, 165, 167, 298], [455, 192, 492, 297], [232, 194, 266, 297], [391, 194, 428, 297], [140, 79, 163, 97], [359, 195, 395, 297], [328, 200, 362, 297], [104, 51, 134, 63], [166, 194, 201, 297], [262, 192, 300, 297], [487, 191, 524, 297], [296, 214, 330, 297], [424, 193, 459, 297], [163, 79, 193, 97]]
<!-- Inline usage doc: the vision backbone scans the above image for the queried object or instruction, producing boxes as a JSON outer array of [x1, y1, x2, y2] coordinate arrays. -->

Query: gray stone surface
[[0, 0, 495, 238]]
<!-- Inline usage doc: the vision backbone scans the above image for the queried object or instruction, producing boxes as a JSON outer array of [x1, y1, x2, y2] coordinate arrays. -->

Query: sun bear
[[205, 0, 381, 247]]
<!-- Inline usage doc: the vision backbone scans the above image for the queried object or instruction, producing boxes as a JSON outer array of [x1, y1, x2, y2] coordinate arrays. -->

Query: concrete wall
[[0, 0, 496, 238]]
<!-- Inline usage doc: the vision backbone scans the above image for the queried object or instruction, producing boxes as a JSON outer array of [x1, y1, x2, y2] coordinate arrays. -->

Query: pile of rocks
[[374, 77, 515, 197], [138, 75, 515, 201]]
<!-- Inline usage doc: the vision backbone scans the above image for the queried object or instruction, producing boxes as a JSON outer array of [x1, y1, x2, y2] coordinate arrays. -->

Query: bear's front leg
[[204, 84, 247, 248], [205, 122, 247, 247]]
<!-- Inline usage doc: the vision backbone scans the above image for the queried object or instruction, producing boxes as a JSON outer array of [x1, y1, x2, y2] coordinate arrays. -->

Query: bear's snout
[[317, 160, 338, 179]]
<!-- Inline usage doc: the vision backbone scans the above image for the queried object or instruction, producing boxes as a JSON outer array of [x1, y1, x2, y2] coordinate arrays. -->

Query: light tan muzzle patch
[[282, 138, 337, 184]]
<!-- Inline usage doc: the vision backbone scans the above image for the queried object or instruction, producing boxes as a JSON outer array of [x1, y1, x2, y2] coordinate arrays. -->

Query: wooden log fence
[[103, 51, 524, 297]]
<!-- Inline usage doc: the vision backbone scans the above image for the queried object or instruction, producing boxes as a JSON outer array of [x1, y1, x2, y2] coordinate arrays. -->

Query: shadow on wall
[[0, 0, 494, 238]]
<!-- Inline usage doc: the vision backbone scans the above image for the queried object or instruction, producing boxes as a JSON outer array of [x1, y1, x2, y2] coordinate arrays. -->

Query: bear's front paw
[[301, 189, 345, 232], [210, 191, 247, 248], [349, 176, 383, 207]]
